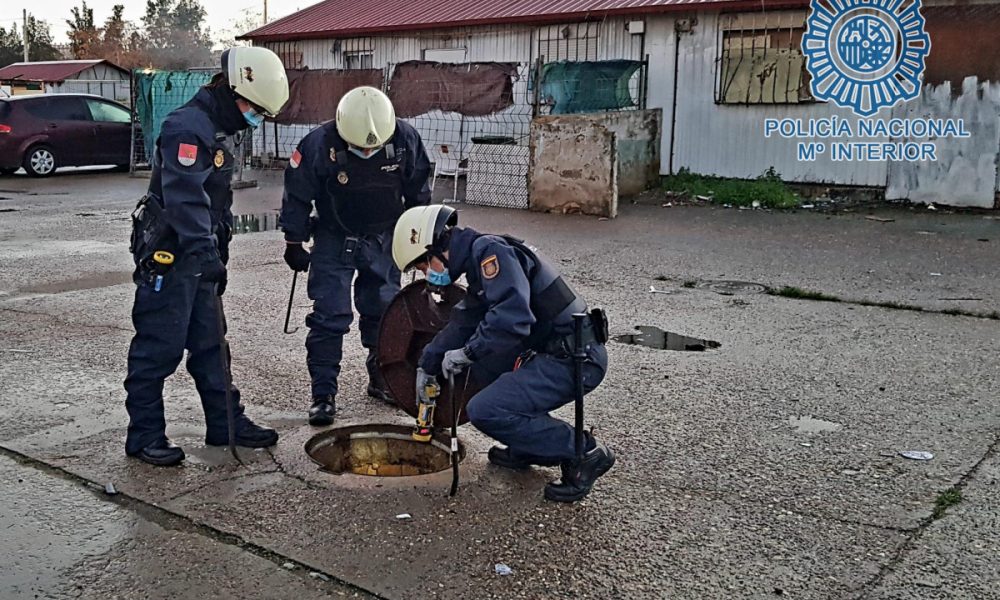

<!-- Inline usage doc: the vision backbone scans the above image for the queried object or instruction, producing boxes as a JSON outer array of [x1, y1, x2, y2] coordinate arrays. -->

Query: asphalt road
[[0, 169, 997, 599]]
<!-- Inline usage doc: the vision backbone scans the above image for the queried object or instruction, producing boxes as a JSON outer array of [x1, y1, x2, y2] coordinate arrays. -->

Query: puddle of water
[[233, 213, 281, 235], [696, 280, 768, 295], [788, 416, 843, 434], [613, 326, 721, 351], [21, 271, 132, 295], [0, 454, 133, 599]]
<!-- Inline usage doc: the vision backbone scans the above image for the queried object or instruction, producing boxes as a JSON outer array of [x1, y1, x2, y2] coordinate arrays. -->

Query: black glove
[[284, 243, 311, 272], [197, 251, 228, 296]]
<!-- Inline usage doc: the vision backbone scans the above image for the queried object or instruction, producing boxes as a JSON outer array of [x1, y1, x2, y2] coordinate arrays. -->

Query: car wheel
[[23, 145, 57, 177]]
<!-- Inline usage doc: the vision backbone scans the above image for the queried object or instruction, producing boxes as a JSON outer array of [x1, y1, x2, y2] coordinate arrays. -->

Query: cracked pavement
[[1, 170, 998, 599]]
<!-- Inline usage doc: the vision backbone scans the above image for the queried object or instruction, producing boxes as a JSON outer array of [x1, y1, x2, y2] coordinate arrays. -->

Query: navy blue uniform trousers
[[305, 227, 400, 397], [123, 257, 244, 454], [466, 343, 608, 462]]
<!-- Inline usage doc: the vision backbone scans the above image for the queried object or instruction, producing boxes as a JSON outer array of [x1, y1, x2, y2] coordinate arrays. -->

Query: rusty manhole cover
[[378, 280, 480, 428], [305, 424, 464, 477], [696, 280, 768, 295]]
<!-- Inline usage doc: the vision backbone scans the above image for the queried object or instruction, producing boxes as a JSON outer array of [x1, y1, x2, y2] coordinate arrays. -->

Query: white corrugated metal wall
[[646, 10, 889, 186], [45, 64, 130, 103], [261, 19, 644, 164]]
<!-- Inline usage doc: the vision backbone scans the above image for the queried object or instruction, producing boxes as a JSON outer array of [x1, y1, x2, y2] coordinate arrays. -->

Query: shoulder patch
[[177, 143, 198, 167], [289, 149, 302, 169], [481, 255, 499, 280]]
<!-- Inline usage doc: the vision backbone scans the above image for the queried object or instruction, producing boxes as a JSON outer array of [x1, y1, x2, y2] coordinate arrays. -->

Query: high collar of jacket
[[191, 84, 247, 136], [445, 227, 481, 279]]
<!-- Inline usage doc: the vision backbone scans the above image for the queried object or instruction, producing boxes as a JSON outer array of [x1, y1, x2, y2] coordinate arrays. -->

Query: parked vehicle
[[0, 94, 132, 177]]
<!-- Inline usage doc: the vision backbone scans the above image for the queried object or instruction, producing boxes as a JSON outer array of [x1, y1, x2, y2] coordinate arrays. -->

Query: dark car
[[0, 94, 132, 177]]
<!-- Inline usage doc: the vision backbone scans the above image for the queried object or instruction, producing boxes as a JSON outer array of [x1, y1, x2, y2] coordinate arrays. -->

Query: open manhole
[[696, 280, 768, 295], [614, 326, 721, 351], [305, 424, 463, 476]]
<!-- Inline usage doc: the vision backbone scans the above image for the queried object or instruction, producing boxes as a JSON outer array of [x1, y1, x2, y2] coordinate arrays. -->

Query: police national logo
[[802, 0, 930, 117]]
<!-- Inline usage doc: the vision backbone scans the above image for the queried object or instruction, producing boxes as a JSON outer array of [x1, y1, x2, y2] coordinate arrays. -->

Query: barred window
[[717, 12, 812, 104], [345, 51, 374, 70], [537, 22, 600, 62]]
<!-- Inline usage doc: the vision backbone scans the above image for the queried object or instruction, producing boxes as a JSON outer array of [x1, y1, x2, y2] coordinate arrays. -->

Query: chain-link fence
[[129, 56, 647, 209]]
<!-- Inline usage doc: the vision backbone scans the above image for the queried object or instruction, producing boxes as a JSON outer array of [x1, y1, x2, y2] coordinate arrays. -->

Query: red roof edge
[[239, 0, 810, 42]]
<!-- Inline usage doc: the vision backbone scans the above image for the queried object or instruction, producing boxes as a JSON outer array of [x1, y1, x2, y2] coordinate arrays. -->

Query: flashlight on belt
[[149, 250, 174, 292]]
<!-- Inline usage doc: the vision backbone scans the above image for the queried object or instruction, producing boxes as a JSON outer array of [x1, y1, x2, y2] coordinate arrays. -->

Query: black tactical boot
[[365, 351, 394, 404], [543, 438, 616, 503], [308, 395, 336, 426], [206, 417, 279, 448], [488, 446, 564, 470], [127, 438, 185, 467]]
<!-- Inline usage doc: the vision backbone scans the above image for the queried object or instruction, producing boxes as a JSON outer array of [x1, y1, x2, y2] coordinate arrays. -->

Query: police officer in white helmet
[[124, 47, 289, 466], [280, 86, 432, 425]]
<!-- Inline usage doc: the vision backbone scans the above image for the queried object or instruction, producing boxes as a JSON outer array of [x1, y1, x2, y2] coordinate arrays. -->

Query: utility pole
[[22, 9, 29, 62], [263, 0, 268, 23]]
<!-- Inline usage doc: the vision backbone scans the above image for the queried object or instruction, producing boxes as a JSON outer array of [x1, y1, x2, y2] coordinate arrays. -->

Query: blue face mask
[[243, 109, 265, 129], [348, 145, 382, 160], [426, 267, 451, 287]]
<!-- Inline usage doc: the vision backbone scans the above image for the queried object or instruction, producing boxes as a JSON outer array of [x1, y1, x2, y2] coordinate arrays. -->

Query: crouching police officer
[[280, 87, 431, 426], [124, 47, 289, 466], [391, 206, 615, 502]]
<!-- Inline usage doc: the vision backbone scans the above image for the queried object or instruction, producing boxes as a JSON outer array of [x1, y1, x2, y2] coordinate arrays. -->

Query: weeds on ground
[[662, 167, 800, 209], [932, 487, 963, 519]]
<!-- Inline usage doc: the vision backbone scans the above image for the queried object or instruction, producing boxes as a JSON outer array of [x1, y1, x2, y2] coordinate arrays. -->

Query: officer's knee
[[466, 394, 513, 432]]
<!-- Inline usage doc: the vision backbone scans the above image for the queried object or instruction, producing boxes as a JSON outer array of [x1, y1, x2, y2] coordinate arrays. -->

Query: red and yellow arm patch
[[177, 143, 198, 167], [289, 149, 302, 169], [481, 255, 500, 279]]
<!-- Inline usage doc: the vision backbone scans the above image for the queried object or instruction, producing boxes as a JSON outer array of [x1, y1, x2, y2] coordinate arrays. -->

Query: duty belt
[[543, 321, 599, 358]]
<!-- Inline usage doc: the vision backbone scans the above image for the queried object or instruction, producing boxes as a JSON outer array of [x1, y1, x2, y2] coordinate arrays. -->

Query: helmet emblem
[[410, 228, 419, 244], [366, 132, 378, 146], [243, 66, 254, 82]]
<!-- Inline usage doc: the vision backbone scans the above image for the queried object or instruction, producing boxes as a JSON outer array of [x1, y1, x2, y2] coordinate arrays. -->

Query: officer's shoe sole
[[487, 446, 532, 471], [127, 446, 186, 467], [543, 447, 616, 503], [366, 384, 395, 405], [206, 431, 279, 448]]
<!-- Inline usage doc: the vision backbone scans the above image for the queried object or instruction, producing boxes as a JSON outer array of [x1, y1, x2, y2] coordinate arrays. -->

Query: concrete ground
[[0, 169, 997, 599]]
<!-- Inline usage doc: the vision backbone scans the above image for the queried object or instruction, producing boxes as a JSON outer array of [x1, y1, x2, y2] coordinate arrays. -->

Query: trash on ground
[[396, 513, 412, 520], [900, 450, 934, 461], [282, 562, 296, 570], [927, 203, 937, 211], [494, 563, 513, 576], [929, 273, 943, 277], [661, 202, 673, 208], [649, 286, 672, 295], [696, 195, 712, 202], [752, 200, 761, 209], [865, 216, 894, 223], [801, 204, 815, 209], [309, 572, 330, 581], [104, 482, 118, 496]]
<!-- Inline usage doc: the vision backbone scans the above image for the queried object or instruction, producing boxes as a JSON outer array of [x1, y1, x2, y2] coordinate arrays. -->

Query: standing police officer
[[280, 87, 431, 426], [391, 205, 615, 502], [124, 47, 290, 466]]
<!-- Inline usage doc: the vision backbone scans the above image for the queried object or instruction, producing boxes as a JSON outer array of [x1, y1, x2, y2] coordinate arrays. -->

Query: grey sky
[[0, 0, 310, 44]]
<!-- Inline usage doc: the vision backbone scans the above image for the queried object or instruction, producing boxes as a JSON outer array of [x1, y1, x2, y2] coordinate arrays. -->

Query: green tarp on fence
[[133, 70, 212, 159], [540, 60, 641, 115]]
